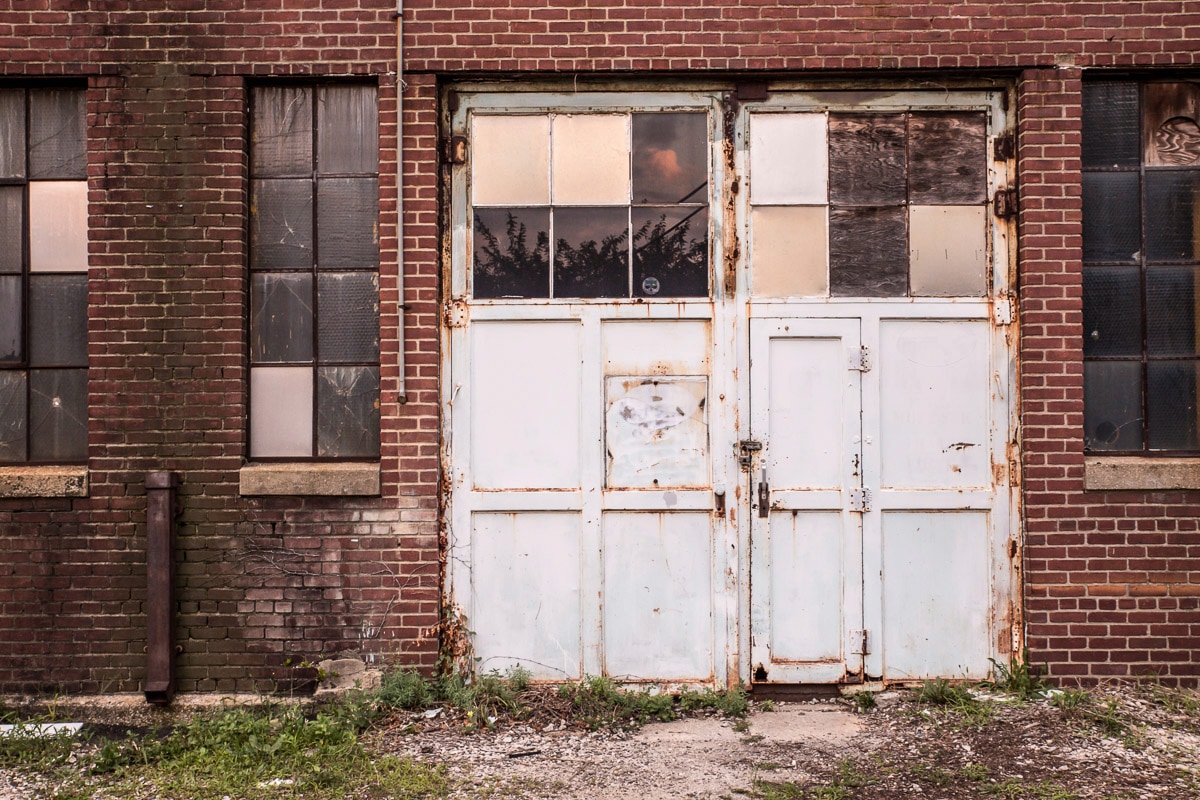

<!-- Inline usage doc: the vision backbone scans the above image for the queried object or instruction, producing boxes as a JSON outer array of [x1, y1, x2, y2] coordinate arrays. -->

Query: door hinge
[[443, 298, 469, 328], [993, 188, 1018, 219], [993, 133, 1015, 161], [443, 135, 468, 165], [993, 296, 1014, 325], [849, 629, 871, 655], [848, 345, 871, 372], [848, 487, 871, 512]]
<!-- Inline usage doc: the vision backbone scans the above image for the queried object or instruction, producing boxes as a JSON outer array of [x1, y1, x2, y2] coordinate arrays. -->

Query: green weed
[[916, 678, 974, 706], [679, 682, 750, 717], [556, 676, 675, 729], [849, 690, 876, 712], [989, 653, 1049, 700]]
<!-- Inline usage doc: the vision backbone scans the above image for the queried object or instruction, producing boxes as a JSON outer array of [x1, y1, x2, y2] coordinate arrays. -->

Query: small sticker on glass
[[641, 276, 661, 295]]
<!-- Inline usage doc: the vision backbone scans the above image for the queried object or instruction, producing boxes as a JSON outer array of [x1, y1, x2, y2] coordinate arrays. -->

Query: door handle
[[757, 469, 769, 517], [713, 485, 726, 518]]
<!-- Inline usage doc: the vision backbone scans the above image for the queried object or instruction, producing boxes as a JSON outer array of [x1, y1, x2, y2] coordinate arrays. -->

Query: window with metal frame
[[0, 87, 88, 465], [1082, 80, 1200, 452], [248, 83, 381, 459]]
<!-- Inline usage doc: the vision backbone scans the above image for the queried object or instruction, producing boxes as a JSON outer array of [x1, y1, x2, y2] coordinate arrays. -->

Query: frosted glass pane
[[750, 113, 827, 205], [471, 115, 549, 206], [552, 114, 629, 205], [751, 206, 828, 297], [909, 205, 987, 296], [250, 366, 313, 458], [29, 181, 88, 272]]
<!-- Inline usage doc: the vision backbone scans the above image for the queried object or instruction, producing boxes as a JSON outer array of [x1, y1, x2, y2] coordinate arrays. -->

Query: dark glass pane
[[29, 274, 87, 367], [0, 371, 27, 461], [251, 272, 313, 364], [1148, 360, 1200, 450], [316, 365, 380, 457], [1147, 267, 1200, 355], [317, 272, 379, 362], [1084, 361, 1143, 450], [631, 112, 707, 204], [250, 179, 313, 270], [1145, 170, 1200, 262], [828, 113, 906, 205], [1082, 172, 1140, 263], [472, 208, 549, 299], [553, 207, 629, 298], [316, 177, 379, 269], [252, 85, 313, 177], [633, 206, 707, 298], [0, 90, 25, 180], [0, 275, 20, 363], [908, 112, 987, 204], [0, 185, 24, 273], [1082, 266, 1141, 356], [1082, 82, 1141, 168], [317, 85, 378, 175], [29, 368, 87, 461], [829, 206, 907, 297], [28, 89, 86, 180]]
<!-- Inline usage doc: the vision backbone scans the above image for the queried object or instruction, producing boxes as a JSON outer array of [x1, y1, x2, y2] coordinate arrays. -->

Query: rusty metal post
[[144, 472, 179, 705]]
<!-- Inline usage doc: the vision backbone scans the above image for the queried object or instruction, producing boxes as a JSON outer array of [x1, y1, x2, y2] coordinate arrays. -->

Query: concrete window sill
[[0, 466, 89, 498], [239, 462, 381, 497], [1084, 456, 1200, 491]]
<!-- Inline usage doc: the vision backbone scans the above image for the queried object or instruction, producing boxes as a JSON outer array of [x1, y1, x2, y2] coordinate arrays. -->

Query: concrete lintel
[[0, 466, 89, 498], [1084, 456, 1200, 491], [239, 462, 381, 497]]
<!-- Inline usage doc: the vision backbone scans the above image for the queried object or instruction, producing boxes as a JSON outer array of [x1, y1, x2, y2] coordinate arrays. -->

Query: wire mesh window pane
[[0, 276, 20, 364], [316, 366, 380, 457], [28, 274, 87, 367], [250, 179, 314, 270], [252, 85, 313, 178], [317, 85, 378, 175], [1083, 361, 1144, 451], [316, 177, 378, 269], [0, 186, 23, 274], [1082, 82, 1140, 169], [1148, 360, 1200, 450], [0, 371, 27, 461], [1145, 170, 1200, 262], [1082, 172, 1141, 263], [473, 208, 550, 299], [251, 272, 314, 363], [29, 368, 87, 461], [1083, 267, 1142, 357], [1147, 267, 1200, 356], [0, 90, 25, 180], [317, 272, 379, 363], [28, 89, 86, 180]]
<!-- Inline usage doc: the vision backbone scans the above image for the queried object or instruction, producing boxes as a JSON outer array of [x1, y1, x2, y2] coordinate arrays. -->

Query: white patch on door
[[605, 376, 708, 489]]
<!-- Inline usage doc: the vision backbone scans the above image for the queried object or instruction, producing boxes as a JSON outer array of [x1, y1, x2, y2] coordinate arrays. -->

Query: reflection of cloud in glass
[[633, 113, 708, 204]]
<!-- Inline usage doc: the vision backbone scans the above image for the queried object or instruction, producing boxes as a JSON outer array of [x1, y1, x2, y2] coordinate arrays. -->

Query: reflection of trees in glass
[[473, 211, 549, 298], [633, 209, 708, 297], [554, 224, 629, 298]]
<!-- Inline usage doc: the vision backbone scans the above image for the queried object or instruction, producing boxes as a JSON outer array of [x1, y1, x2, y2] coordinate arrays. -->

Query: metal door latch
[[738, 439, 762, 468], [757, 469, 769, 517]]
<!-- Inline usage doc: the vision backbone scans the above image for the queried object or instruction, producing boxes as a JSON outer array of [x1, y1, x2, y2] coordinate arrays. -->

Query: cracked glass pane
[[829, 206, 907, 296], [1082, 82, 1140, 168], [29, 368, 86, 461], [29, 274, 87, 367], [316, 177, 378, 269], [317, 365, 380, 457], [1083, 361, 1143, 451], [0, 186, 23, 273], [632, 206, 707, 298], [251, 178, 313, 270], [1083, 266, 1142, 357], [0, 275, 21, 364], [251, 272, 313, 363], [1147, 267, 1200, 356], [1082, 172, 1141, 263], [1146, 170, 1200, 262], [908, 112, 987, 205], [0, 371, 26, 461], [632, 112, 708, 205], [828, 113, 906, 205], [317, 272, 379, 362], [252, 85, 313, 177], [554, 206, 629, 298], [1148, 360, 1200, 450], [472, 208, 550, 299], [29, 89, 85, 180], [0, 90, 25, 180], [317, 84, 378, 175]]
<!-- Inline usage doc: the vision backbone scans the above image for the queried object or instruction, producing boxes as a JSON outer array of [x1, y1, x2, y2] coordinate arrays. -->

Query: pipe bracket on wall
[[144, 471, 179, 705]]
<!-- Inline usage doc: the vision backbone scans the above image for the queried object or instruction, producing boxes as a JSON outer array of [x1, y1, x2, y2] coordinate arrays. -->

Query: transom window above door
[[469, 112, 710, 299]]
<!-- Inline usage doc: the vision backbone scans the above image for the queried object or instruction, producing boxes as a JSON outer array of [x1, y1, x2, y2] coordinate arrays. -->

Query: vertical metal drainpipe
[[396, 0, 407, 405], [144, 471, 179, 705]]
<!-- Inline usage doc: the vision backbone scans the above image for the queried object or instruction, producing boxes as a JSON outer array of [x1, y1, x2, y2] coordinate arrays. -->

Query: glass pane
[[0, 371, 28, 461], [472, 208, 549, 299], [829, 206, 907, 297], [28, 89, 85, 180], [909, 205, 987, 296], [317, 272, 379, 362], [1143, 83, 1200, 167], [749, 113, 828, 205], [0, 89, 25, 180], [1082, 172, 1140, 263], [29, 181, 88, 272], [828, 113, 906, 205], [632, 113, 708, 205], [1083, 361, 1143, 450], [0, 185, 24, 273], [471, 115, 550, 206], [0, 275, 19, 363], [751, 206, 828, 297], [316, 177, 378, 269], [633, 207, 707, 298], [1145, 170, 1200, 262], [29, 274, 87, 367], [1148, 360, 1200, 450], [1083, 266, 1142, 357], [252, 85, 312, 177], [29, 368, 87, 461], [250, 272, 313, 363], [250, 179, 313, 270], [317, 84, 378, 175], [316, 365, 380, 457], [249, 366, 313, 458], [1082, 82, 1141, 168], [553, 206, 629, 298], [1147, 267, 1200, 355], [551, 114, 629, 205], [908, 112, 987, 205]]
